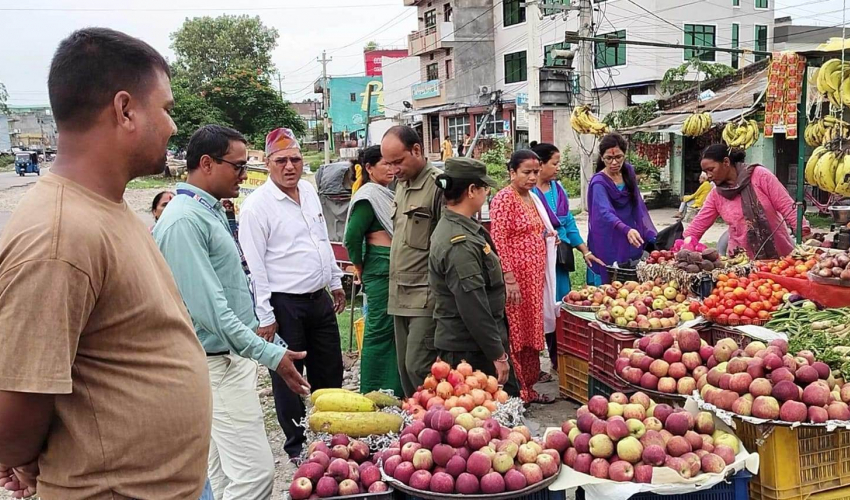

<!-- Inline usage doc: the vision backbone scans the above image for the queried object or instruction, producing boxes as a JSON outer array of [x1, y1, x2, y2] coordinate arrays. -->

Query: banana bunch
[[804, 116, 850, 147], [570, 105, 609, 136], [681, 112, 712, 137], [812, 148, 840, 193], [834, 154, 850, 196], [816, 59, 850, 107], [722, 119, 760, 149], [805, 146, 828, 185], [719, 249, 749, 266]]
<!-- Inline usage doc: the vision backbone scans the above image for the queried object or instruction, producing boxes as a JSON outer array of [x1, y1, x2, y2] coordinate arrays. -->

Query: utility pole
[[577, 0, 594, 212], [319, 50, 333, 165], [275, 71, 285, 100], [526, 0, 542, 144]]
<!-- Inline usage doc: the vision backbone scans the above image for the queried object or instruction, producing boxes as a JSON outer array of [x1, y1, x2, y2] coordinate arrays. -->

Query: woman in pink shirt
[[684, 144, 807, 259]]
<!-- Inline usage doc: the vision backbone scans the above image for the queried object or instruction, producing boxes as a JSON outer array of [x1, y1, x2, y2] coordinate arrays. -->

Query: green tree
[[364, 41, 379, 51], [660, 59, 736, 95], [0, 82, 9, 115], [170, 15, 279, 86], [169, 76, 230, 150], [202, 69, 305, 148]]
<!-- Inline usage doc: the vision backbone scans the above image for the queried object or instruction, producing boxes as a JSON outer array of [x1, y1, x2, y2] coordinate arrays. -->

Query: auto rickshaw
[[14, 152, 40, 177]]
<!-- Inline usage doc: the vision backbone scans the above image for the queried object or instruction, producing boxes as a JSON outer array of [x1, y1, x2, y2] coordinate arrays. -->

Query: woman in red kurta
[[491, 150, 555, 404]]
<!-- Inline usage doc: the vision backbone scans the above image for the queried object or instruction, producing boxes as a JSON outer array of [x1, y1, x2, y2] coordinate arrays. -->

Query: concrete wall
[[382, 56, 421, 119], [7, 108, 57, 149], [445, 0, 495, 105], [0, 116, 10, 151]]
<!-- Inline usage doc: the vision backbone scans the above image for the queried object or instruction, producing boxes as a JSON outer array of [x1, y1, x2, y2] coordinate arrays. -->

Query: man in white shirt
[[239, 128, 345, 459]]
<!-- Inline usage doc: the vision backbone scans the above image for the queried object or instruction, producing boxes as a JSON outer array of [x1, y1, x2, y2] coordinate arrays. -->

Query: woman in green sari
[[344, 146, 403, 395]]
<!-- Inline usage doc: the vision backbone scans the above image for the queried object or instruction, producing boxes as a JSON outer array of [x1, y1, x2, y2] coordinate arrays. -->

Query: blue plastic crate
[[575, 469, 752, 500], [399, 488, 567, 500]]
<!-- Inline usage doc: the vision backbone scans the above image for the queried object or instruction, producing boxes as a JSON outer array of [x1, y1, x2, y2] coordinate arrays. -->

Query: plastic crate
[[588, 371, 634, 399], [735, 418, 850, 500], [557, 309, 592, 360], [691, 275, 715, 299], [606, 265, 639, 284], [575, 469, 752, 500], [558, 352, 589, 404], [706, 325, 753, 349], [589, 323, 639, 382], [399, 487, 567, 500]]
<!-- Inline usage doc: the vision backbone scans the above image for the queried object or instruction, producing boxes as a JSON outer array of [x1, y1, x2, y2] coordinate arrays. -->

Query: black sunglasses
[[211, 156, 249, 175]]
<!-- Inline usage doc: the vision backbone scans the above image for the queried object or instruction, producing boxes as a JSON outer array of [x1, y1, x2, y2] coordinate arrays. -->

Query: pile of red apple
[[616, 328, 709, 395], [290, 436, 388, 499], [700, 274, 790, 325], [561, 393, 741, 482], [403, 360, 510, 420], [563, 284, 613, 308], [378, 406, 562, 494], [595, 280, 699, 330], [645, 250, 675, 265], [697, 338, 850, 424]]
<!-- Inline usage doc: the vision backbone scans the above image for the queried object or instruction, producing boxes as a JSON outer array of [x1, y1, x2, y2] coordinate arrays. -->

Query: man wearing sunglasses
[[239, 128, 345, 459], [154, 124, 310, 500]]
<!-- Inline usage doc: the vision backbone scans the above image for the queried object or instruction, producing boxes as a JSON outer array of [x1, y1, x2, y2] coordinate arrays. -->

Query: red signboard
[[364, 49, 407, 76]]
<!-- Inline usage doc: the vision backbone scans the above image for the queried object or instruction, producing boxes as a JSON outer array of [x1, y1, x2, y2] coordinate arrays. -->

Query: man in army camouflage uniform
[[381, 126, 442, 397]]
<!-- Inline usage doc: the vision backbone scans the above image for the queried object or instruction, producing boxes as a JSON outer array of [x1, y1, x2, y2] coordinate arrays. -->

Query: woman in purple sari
[[587, 133, 657, 285]]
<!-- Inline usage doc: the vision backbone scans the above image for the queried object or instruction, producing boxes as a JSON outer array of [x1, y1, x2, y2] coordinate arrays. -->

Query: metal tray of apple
[[595, 293, 693, 332], [692, 392, 850, 430], [380, 466, 558, 500], [613, 372, 688, 401]]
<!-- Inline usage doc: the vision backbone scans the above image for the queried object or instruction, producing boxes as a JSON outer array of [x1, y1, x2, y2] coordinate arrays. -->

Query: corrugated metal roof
[[661, 67, 767, 114], [637, 108, 754, 134]]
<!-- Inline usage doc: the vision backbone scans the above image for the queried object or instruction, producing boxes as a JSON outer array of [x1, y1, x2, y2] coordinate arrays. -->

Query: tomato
[[751, 302, 763, 312], [772, 291, 785, 300], [771, 284, 782, 291], [728, 279, 739, 288], [733, 287, 747, 299], [762, 300, 772, 311], [778, 261, 789, 270], [757, 310, 770, 320], [733, 304, 747, 315], [805, 259, 817, 269], [743, 308, 757, 319], [700, 306, 711, 316], [747, 291, 760, 303], [728, 313, 741, 321], [741, 317, 753, 325], [718, 314, 729, 322], [771, 267, 780, 274], [724, 308, 734, 316], [728, 272, 738, 279], [704, 296, 718, 308], [769, 296, 780, 306], [724, 299, 736, 308], [717, 274, 729, 282]]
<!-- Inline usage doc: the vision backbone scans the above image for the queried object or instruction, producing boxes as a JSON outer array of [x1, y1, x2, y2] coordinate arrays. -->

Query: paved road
[[0, 167, 45, 190]]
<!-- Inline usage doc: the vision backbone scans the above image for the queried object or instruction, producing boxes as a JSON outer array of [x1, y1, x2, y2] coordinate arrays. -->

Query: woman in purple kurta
[[587, 133, 657, 285]]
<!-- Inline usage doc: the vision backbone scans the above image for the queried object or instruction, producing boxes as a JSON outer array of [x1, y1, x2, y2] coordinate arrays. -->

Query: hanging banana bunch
[[816, 58, 850, 108], [804, 116, 850, 147], [681, 112, 712, 137], [722, 119, 760, 149], [570, 105, 609, 136], [813, 149, 840, 193], [834, 153, 850, 196], [805, 146, 827, 186]]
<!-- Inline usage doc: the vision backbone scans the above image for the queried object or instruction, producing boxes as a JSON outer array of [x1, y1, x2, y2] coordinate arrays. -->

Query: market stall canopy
[[400, 103, 463, 118], [623, 60, 769, 134]]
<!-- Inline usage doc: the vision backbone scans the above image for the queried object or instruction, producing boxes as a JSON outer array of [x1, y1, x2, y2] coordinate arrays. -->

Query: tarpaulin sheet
[[755, 272, 850, 308]]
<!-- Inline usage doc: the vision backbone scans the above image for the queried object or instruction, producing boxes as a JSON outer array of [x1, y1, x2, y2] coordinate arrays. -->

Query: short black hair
[[384, 125, 423, 151], [186, 125, 247, 171], [703, 143, 746, 164], [436, 174, 488, 203], [531, 143, 560, 164], [508, 149, 540, 172], [48, 28, 171, 131]]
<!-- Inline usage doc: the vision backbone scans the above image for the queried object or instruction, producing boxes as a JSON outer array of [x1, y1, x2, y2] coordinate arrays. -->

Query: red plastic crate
[[589, 323, 639, 383], [556, 309, 592, 360]]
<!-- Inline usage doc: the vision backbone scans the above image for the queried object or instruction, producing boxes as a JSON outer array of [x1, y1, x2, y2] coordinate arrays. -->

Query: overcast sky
[[0, 0, 847, 107]]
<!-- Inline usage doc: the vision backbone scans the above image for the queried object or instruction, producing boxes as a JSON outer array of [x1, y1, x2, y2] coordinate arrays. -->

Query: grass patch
[[808, 214, 835, 230], [571, 249, 588, 289], [127, 175, 178, 190], [337, 304, 364, 352], [303, 151, 325, 172]]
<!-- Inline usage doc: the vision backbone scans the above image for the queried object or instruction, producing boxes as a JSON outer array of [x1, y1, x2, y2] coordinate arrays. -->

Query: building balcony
[[408, 22, 454, 57]]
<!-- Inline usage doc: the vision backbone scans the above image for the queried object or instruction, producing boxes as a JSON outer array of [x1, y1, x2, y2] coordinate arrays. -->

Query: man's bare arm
[[0, 391, 54, 467]]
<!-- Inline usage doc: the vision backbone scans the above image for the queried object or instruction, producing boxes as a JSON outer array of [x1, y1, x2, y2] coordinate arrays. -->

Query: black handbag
[[557, 242, 575, 273]]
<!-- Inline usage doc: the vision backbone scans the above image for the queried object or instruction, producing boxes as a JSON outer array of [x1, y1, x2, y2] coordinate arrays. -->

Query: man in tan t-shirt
[[0, 28, 212, 500]]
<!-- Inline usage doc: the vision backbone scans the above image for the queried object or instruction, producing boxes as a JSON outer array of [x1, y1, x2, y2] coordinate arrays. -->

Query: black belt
[[206, 351, 230, 357], [273, 289, 327, 300]]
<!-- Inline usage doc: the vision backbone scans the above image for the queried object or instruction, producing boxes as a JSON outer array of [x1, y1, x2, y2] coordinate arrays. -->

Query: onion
[[838, 254, 850, 268], [431, 359, 451, 380], [457, 360, 474, 378]]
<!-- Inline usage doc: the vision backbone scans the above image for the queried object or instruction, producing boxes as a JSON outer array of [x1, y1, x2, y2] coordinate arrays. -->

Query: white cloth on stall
[[530, 193, 561, 333]]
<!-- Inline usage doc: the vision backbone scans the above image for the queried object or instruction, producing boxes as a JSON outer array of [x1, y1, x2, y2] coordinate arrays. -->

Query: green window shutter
[[595, 30, 626, 69], [504, 0, 526, 27], [505, 51, 528, 84], [731, 23, 740, 69], [684, 24, 716, 62]]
